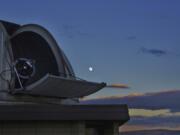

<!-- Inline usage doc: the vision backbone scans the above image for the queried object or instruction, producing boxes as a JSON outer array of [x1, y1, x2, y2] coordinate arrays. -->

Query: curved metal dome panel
[[0, 22, 13, 91], [11, 24, 73, 75], [10, 24, 75, 89]]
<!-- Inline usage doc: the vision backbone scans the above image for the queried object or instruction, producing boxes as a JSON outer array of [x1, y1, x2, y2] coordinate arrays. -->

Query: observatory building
[[0, 20, 129, 135]]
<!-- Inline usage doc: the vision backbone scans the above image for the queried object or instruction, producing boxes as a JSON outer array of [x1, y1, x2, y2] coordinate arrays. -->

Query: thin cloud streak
[[106, 84, 129, 89], [129, 108, 180, 117], [120, 125, 180, 132], [61, 24, 92, 39], [81, 90, 180, 130], [139, 47, 167, 57], [126, 36, 137, 40], [81, 90, 180, 112]]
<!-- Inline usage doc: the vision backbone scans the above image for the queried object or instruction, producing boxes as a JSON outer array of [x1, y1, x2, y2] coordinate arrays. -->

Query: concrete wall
[[0, 121, 119, 135], [0, 121, 85, 135]]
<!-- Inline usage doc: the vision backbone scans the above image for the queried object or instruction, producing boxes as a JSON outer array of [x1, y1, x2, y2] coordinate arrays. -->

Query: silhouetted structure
[[0, 20, 129, 135]]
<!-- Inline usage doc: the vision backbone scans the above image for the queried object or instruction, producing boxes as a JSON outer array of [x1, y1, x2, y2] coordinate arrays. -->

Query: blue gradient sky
[[1, 0, 180, 97]]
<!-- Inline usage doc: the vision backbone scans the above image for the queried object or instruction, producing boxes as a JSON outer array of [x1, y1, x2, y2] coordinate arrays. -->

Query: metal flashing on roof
[[14, 74, 106, 98]]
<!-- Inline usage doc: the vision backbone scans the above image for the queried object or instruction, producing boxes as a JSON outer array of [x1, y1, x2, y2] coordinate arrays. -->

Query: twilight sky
[[81, 90, 180, 131], [1, 0, 180, 97]]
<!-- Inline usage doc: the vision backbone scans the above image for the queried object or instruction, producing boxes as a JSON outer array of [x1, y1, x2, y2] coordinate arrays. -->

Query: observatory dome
[[0, 20, 105, 102]]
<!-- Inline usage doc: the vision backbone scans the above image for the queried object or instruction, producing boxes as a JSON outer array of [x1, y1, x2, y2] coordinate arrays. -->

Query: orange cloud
[[120, 124, 180, 132], [106, 84, 129, 89], [129, 108, 180, 118]]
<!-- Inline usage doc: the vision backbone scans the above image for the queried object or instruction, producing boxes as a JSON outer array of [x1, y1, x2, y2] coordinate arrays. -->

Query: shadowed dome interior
[[11, 31, 60, 87], [0, 20, 106, 99]]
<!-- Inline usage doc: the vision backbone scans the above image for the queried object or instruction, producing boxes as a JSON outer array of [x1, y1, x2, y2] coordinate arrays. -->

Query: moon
[[88, 67, 93, 72]]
